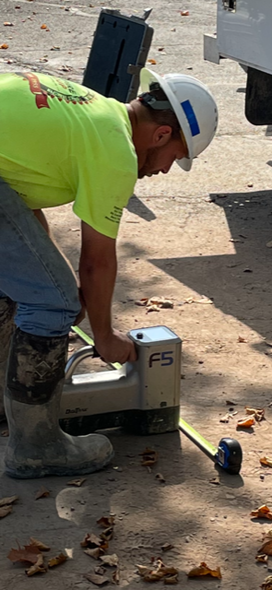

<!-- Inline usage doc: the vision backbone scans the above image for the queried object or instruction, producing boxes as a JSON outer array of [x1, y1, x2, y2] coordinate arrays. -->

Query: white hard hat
[[139, 68, 218, 171]]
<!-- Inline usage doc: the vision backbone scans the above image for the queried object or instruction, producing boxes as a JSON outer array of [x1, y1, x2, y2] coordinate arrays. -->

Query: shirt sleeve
[[73, 162, 137, 239]]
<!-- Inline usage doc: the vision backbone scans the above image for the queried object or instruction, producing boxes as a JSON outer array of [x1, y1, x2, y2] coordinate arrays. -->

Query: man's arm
[[79, 221, 136, 364]]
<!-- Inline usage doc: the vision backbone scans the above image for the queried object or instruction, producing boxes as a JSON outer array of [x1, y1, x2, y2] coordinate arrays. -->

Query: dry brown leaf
[[260, 457, 272, 468], [84, 547, 105, 559], [0, 495, 18, 507], [236, 416, 255, 428], [1, 429, 9, 436], [84, 573, 109, 586], [100, 526, 114, 542], [258, 539, 272, 556], [112, 567, 120, 585], [245, 406, 265, 421], [238, 335, 248, 343], [180, 10, 189, 15], [251, 505, 272, 520], [187, 562, 222, 579], [40, 23, 47, 29], [137, 559, 178, 583], [155, 473, 166, 483], [261, 575, 272, 589], [0, 43, 9, 49], [147, 59, 157, 65], [195, 296, 213, 304], [8, 544, 41, 564], [140, 448, 158, 467], [66, 478, 86, 487], [81, 533, 103, 548], [29, 537, 50, 551], [35, 486, 50, 500], [97, 515, 115, 528], [137, 565, 152, 576], [4, 21, 14, 26], [100, 554, 119, 567], [209, 477, 220, 485], [0, 505, 13, 518], [95, 566, 106, 575], [256, 554, 268, 563], [48, 552, 67, 568], [26, 553, 47, 576]]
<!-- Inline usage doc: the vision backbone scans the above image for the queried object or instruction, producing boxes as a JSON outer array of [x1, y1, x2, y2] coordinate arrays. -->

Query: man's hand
[[95, 329, 137, 365]]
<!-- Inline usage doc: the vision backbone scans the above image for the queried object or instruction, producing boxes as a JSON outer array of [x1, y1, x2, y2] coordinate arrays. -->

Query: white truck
[[204, 0, 272, 125]]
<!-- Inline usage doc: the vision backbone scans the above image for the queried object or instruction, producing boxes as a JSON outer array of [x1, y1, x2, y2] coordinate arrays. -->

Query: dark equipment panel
[[83, 9, 154, 102]]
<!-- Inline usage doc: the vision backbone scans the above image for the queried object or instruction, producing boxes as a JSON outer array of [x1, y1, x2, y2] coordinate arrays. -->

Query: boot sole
[[5, 450, 114, 479]]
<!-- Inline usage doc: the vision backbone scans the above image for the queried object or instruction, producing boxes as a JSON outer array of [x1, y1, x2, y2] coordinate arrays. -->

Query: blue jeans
[[0, 178, 81, 337]]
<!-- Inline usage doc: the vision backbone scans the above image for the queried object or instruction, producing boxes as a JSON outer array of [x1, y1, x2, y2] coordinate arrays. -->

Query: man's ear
[[152, 125, 172, 147]]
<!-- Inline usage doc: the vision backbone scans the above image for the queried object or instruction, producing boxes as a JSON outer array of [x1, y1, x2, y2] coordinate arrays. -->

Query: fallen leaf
[[112, 567, 120, 584], [66, 478, 86, 487], [158, 47, 165, 51], [236, 416, 255, 428], [256, 554, 268, 563], [8, 544, 41, 564], [155, 473, 166, 483], [187, 562, 222, 579], [97, 516, 115, 528], [100, 526, 114, 542], [81, 533, 104, 548], [137, 559, 178, 582], [266, 241, 272, 248], [238, 335, 248, 343], [184, 296, 213, 305], [0, 495, 18, 507], [226, 400, 237, 406], [35, 486, 50, 500], [29, 538, 50, 551], [147, 59, 157, 65], [0, 43, 9, 49], [164, 575, 178, 584], [26, 553, 47, 576], [100, 554, 119, 567], [140, 448, 158, 467], [84, 573, 109, 585], [1, 429, 9, 436], [84, 547, 105, 559], [251, 505, 272, 520], [209, 477, 220, 486], [258, 539, 272, 556], [219, 412, 232, 423], [0, 505, 13, 518], [261, 575, 272, 589], [180, 10, 189, 16], [260, 457, 272, 468], [40, 23, 47, 29], [48, 553, 67, 568], [95, 566, 106, 575], [4, 21, 14, 26], [245, 406, 265, 421]]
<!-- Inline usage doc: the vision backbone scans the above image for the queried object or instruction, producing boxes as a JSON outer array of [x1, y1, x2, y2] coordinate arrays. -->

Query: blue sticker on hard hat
[[181, 100, 200, 137]]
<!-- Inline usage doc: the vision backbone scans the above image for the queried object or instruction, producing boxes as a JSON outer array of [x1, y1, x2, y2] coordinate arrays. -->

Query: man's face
[[138, 137, 187, 179]]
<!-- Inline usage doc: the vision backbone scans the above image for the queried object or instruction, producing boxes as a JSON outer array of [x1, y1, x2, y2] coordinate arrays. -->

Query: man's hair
[[139, 83, 181, 140]]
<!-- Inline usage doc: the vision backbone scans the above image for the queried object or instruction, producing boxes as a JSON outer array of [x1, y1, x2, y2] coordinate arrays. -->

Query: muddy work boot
[[0, 297, 16, 423], [4, 328, 114, 479]]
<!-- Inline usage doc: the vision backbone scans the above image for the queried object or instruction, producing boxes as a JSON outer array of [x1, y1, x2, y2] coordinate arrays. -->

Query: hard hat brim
[[140, 68, 193, 171]]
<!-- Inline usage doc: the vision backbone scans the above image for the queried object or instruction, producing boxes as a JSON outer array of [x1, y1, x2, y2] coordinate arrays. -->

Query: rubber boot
[[4, 328, 114, 479], [0, 297, 16, 423]]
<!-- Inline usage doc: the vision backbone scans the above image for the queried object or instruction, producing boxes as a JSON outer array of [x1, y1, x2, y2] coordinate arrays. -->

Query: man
[[0, 67, 218, 479]]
